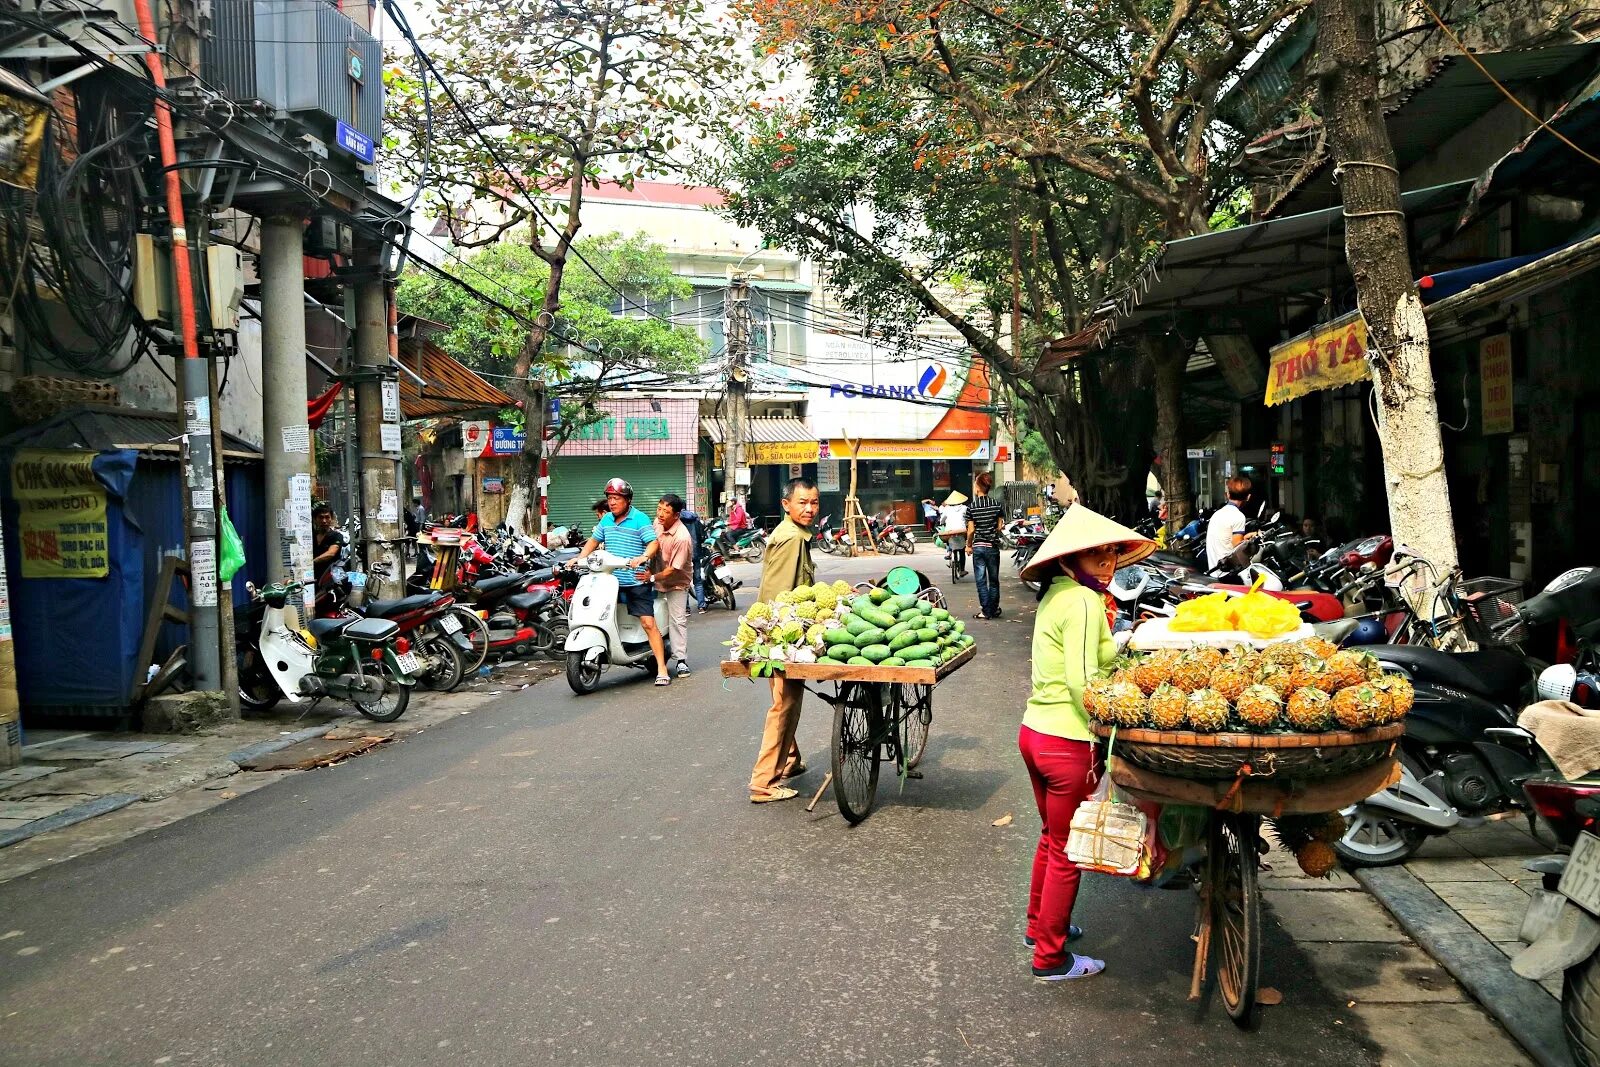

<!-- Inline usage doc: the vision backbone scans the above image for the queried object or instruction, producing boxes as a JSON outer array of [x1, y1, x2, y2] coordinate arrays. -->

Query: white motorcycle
[[562, 552, 673, 694]]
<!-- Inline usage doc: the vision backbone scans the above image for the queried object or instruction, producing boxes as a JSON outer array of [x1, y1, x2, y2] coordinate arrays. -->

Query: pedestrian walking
[[939, 491, 968, 579], [1017, 505, 1155, 981], [653, 494, 694, 677], [748, 476, 820, 804], [921, 498, 938, 535], [965, 473, 1005, 619]]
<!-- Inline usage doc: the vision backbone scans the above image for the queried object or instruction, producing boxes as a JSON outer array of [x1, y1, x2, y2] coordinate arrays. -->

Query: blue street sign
[[491, 427, 526, 455], [547, 397, 561, 427], [335, 120, 376, 165]]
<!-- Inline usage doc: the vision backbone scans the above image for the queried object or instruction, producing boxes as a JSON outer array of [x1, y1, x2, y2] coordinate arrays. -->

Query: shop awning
[[1470, 77, 1600, 208], [1425, 231, 1600, 326], [699, 417, 814, 444], [1103, 181, 1474, 332], [0, 405, 263, 461], [395, 339, 519, 420]]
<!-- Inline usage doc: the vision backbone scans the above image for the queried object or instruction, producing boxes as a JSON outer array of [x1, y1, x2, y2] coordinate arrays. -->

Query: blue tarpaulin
[[1, 449, 144, 711]]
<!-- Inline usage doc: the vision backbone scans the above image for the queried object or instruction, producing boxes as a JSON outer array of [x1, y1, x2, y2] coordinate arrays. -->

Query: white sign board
[[380, 423, 402, 453], [381, 379, 401, 423]]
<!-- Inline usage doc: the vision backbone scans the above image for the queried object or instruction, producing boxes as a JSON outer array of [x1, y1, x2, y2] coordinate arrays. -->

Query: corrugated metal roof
[[0, 405, 263, 458], [682, 276, 812, 293], [699, 417, 814, 444], [396, 340, 520, 419]]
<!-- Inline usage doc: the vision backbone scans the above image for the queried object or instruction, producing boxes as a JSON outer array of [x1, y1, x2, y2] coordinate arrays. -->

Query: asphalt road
[[0, 551, 1383, 1066]]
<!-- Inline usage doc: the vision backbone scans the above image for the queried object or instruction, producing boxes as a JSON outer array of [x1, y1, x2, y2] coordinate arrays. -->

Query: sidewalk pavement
[[1261, 841, 1535, 1065], [1355, 821, 1576, 1067], [0, 658, 561, 885]]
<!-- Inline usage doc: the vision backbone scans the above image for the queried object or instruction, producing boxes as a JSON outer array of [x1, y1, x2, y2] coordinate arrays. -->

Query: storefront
[[544, 396, 697, 532], [807, 336, 993, 525], [701, 418, 818, 527]]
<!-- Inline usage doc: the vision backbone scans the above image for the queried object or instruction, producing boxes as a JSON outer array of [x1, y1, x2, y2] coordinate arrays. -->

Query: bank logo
[[918, 365, 947, 398]]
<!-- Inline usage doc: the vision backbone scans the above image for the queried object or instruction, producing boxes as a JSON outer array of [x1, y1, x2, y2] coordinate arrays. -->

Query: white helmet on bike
[[1538, 663, 1578, 703]]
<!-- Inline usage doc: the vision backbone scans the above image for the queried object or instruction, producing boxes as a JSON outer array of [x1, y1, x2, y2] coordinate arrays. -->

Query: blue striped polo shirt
[[594, 506, 657, 587]]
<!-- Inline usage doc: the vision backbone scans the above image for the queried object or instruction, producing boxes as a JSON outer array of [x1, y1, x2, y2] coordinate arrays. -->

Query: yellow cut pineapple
[[1186, 688, 1231, 732], [1147, 683, 1189, 730], [1171, 647, 1221, 693], [1286, 687, 1334, 731], [1130, 650, 1179, 695], [1255, 659, 1296, 699], [1236, 684, 1284, 731], [1326, 650, 1375, 691], [1104, 680, 1149, 728], [1371, 674, 1415, 722], [1332, 683, 1388, 730], [1290, 654, 1337, 694]]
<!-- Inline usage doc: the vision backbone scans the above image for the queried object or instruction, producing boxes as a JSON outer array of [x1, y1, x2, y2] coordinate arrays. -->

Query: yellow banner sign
[[1265, 312, 1371, 406], [827, 439, 991, 460], [714, 440, 819, 466], [11, 450, 109, 579], [1480, 333, 1513, 434]]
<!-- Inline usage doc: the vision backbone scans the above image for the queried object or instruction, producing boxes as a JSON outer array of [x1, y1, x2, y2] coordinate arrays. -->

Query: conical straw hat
[[1019, 504, 1156, 583], [943, 491, 968, 506]]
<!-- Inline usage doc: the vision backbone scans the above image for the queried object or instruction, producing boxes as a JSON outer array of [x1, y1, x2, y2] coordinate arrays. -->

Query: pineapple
[[1186, 688, 1231, 733], [1254, 659, 1296, 699], [1290, 654, 1337, 694], [1313, 812, 1348, 844], [1228, 644, 1262, 677], [1295, 840, 1340, 879], [1083, 679, 1112, 723], [1235, 684, 1284, 731], [1171, 648, 1220, 693], [1105, 680, 1149, 728], [1130, 650, 1178, 695], [1326, 650, 1374, 691], [1285, 687, 1334, 731], [1147, 683, 1189, 730], [1301, 636, 1339, 659], [1210, 657, 1254, 702], [1371, 674, 1415, 721], [1332, 683, 1388, 730], [1262, 641, 1305, 669]]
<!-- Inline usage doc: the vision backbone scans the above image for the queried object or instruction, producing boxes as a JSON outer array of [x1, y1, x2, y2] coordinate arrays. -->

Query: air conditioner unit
[[203, 0, 383, 147]]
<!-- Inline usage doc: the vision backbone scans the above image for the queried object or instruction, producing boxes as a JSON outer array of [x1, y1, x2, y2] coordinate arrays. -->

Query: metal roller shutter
[[546, 455, 688, 534]]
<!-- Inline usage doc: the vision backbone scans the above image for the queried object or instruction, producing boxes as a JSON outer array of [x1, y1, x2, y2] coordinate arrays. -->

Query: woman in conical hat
[[938, 491, 970, 580], [1017, 505, 1154, 983]]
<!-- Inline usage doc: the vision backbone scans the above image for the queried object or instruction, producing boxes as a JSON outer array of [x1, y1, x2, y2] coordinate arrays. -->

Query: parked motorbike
[[697, 543, 741, 611], [236, 581, 419, 722], [562, 552, 674, 694]]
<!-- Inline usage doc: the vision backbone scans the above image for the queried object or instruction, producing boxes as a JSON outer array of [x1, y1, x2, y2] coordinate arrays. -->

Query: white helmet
[[1539, 663, 1578, 703]]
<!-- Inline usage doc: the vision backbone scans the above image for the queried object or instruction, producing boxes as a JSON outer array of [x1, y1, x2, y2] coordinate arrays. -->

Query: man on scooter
[[578, 478, 671, 686]]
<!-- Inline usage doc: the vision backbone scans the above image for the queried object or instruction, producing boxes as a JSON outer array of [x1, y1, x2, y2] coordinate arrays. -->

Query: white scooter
[[562, 552, 673, 694]]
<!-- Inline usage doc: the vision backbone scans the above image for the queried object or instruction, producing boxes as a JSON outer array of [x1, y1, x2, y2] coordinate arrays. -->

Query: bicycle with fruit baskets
[[1097, 624, 1406, 1028], [722, 571, 975, 824]]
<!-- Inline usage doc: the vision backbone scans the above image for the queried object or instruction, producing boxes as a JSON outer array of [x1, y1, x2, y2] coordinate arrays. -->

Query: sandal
[[750, 787, 799, 803], [1032, 954, 1105, 981], [655, 675, 671, 686]]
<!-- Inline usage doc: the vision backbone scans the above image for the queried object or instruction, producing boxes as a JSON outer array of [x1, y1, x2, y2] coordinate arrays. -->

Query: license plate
[[395, 652, 421, 676], [714, 567, 733, 583], [438, 613, 461, 634], [1561, 832, 1600, 917]]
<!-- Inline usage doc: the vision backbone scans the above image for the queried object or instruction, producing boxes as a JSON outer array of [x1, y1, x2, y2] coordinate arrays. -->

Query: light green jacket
[[1023, 575, 1117, 741]]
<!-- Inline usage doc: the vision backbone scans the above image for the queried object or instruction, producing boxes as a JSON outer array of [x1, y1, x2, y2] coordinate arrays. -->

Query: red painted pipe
[[131, 0, 202, 362]]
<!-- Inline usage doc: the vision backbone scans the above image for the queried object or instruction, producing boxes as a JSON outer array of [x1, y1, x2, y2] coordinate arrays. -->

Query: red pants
[[1019, 725, 1098, 969]]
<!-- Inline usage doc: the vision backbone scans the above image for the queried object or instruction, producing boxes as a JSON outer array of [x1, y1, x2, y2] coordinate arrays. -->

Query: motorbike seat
[[1372, 645, 1529, 703], [507, 589, 552, 612], [474, 574, 524, 595], [343, 617, 400, 643], [524, 568, 555, 585], [308, 617, 352, 641], [364, 593, 440, 617]]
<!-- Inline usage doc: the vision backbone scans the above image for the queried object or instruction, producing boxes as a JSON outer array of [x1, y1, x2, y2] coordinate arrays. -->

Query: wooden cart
[[1092, 722, 1404, 1029], [722, 644, 976, 823]]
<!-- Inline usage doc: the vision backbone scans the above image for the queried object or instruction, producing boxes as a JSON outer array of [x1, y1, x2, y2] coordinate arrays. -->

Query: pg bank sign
[[825, 363, 949, 402], [809, 335, 966, 441]]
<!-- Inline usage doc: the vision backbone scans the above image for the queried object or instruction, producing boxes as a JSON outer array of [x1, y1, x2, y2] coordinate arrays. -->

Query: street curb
[[224, 721, 353, 766], [0, 793, 142, 849], [1357, 865, 1574, 1067]]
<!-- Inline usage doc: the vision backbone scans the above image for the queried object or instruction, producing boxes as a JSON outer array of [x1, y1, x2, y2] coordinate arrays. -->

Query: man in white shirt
[[1206, 477, 1255, 571]]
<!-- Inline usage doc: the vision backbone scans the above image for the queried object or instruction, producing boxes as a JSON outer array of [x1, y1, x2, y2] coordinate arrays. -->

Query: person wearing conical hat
[[938, 491, 969, 579], [1016, 505, 1155, 982]]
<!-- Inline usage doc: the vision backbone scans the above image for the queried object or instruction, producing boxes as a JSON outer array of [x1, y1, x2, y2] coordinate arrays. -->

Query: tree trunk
[[1317, 0, 1460, 592], [512, 254, 565, 544], [1149, 336, 1194, 533]]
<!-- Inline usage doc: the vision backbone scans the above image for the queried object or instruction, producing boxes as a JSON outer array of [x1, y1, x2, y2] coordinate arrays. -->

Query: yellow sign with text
[[714, 440, 819, 466], [11, 450, 109, 579], [1265, 312, 1371, 406], [828, 439, 991, 460], [1480, 334, 1513, 434]]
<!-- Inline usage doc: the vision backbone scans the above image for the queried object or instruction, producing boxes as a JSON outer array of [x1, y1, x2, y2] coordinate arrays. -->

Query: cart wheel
[[831, 682, 882, 824], [918, 587, 949, 611], [1210, 812, 1263, 1028], [894, 683, 933, 770]]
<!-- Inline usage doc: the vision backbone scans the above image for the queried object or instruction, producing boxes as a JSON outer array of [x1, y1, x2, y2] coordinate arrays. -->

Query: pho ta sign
[[1264, 312, 1371, 406]]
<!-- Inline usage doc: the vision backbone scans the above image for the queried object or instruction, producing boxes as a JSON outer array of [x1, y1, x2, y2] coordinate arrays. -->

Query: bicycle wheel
[[831, 682, 882, 824], [895, 683, 933, 769], [450, 606, 490, 671], [1210, 812, 1263, 1028]]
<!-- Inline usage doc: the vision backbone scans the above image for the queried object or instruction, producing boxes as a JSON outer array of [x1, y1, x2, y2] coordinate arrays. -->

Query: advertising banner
[[11, 449, 109, 579], [1480, 334, 1513, 434], [1265, 312, 1370, 406], [713, 440, 819, 466], [807, 335, 991, 442]]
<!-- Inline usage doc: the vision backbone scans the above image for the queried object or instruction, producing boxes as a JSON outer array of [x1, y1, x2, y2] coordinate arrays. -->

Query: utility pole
[[260, 216, 316, 622], [353, 239, 402, 579], [725, 274, 750, 513]]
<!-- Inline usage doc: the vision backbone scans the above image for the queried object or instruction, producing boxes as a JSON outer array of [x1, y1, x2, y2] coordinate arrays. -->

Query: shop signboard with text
[[712, 440, 819, 466], [553, 397, 699, 457], [1480, 334, 1513, 434], [1264, 312, 1371, 406], [807, 334, 991, 459], [11, 449, 108, 579]]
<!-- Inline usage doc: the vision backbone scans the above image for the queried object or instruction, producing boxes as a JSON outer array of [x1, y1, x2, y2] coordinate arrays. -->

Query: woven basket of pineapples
[[1085, 638, 1409, 782]]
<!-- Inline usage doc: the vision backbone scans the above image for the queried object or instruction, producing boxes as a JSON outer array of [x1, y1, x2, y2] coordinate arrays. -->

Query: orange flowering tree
[[709, 0, 1307, 519]]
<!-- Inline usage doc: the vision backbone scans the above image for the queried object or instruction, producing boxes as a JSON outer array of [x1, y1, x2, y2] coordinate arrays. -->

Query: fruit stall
[[721, 570, 975, 823], [1087, 588, 1411, 1028]]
